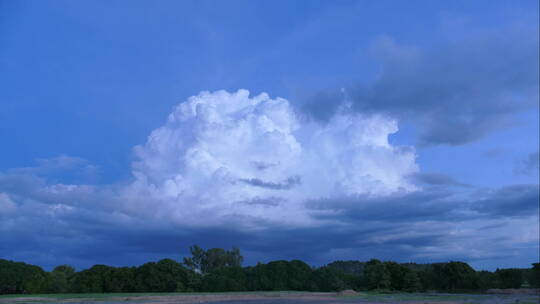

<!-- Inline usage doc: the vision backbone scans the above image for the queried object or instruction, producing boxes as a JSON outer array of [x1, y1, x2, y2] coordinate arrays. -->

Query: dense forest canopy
[[1, 246, 538, 294]]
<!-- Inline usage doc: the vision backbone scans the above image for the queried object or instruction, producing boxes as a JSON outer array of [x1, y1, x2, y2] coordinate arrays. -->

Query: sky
[[0, 0, 538, 271]]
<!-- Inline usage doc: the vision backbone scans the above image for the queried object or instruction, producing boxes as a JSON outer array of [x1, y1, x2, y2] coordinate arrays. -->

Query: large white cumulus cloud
[[128, 90, 419, 226]]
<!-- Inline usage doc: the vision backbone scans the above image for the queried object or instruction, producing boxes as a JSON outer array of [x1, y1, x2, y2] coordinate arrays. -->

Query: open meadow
[[1, 291, 539, 304]]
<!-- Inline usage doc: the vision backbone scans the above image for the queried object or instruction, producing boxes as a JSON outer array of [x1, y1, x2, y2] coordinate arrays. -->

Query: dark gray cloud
[[0, 161, 537, 271], [516, 151, 539, 175], [234, 196, 285, 207], [409, 172, 471, 188], [470, 184, 539, 218], [1, 202, 525, 271], [524, 152, 540, 172], [308, 183, 540, 222], [239, 175, 301, 190], [302, 27, 539, 145], [250, 161, 279, 171], [300, 89, 344, 122], [307, 189, 464, 223], [478, 222, 507, 230]]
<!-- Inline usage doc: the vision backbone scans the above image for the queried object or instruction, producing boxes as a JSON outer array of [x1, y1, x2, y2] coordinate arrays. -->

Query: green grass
[[2, 291, 538, 303], [337, 291, 540, 303], [338, 291, 499, 302], [0, 290, 307, 300]]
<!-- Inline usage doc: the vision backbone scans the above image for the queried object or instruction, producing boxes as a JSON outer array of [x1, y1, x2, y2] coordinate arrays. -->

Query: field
[[0, 291, 539, 304]]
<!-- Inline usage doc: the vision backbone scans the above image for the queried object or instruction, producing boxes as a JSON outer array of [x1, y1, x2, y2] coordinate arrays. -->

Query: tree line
[[1, 245, 538, 294]]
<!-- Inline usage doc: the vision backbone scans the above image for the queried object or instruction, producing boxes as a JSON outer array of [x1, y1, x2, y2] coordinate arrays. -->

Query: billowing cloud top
[[128, 90, 419, 226], [0, 91, 537, 270]]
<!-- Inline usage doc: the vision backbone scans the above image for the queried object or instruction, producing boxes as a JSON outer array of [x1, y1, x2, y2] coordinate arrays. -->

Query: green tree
[[200, 266, 246, 291], [245, 263, 272, 291], [363, 259, 390, 290], [417, 262, 479, 291], [440, 262, 478, 291], [287, 260, 313, 291], [496, 268, 523, 288], [477, 270, 497, 290], [419, 263, 445, 290], [183, 245, 206, 274], [527, 263, 540, 288], [265, 261, 289, 290], [50, 265, 75, 293], [183, 245, 243, 274], [106, 267, 136, 292], [0, 259, 51, 294], [157, 258, 196, 291], [134, 259, 194, 292], [402, 268, 421, 292], [383, 262, 420, 291], [244, 260, 315, 291], [70, 264, 116, 293], [310, 266, 349, 292], [327, 260, 366, 276]]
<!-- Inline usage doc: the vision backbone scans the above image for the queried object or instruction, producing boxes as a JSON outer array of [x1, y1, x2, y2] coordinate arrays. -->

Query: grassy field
[[0, 291, 538, 304], [0, 291, 308, 298]]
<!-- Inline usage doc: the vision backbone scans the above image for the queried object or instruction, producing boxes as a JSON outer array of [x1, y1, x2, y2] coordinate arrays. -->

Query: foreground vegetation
[[1, 291, 539, 304], [0, 291, 306, 299], [1, 245, 538, 295]]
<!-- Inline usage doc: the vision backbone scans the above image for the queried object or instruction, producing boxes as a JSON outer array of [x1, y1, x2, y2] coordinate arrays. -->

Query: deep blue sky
[[0, 0, 538, 271]]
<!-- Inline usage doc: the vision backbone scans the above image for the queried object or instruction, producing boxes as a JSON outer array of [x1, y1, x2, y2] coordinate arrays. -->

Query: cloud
[[234, 196, 285, 207], [239, 176, 301, 190], [302, 27, 539, 145], [307, 184, 539, 223], [0, 193, 16, 214], [306, 189, 465, 223], [6, 155, 99, 184], [516, 151, 539, 175], [409, 172, 471, 188], [128, 89, 419, 226], [471, 184, 539, 218], [0, 158, 537, 270], [0, 90, 537, 271]]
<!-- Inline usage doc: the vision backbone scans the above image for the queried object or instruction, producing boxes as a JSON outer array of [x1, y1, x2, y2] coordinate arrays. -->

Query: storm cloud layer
[[0, 90, 537, 271], [303, 27, 539, 146]]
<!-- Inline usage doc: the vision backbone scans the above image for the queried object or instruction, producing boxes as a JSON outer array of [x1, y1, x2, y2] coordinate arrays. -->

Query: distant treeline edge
[[1, 245, 538, 294]]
